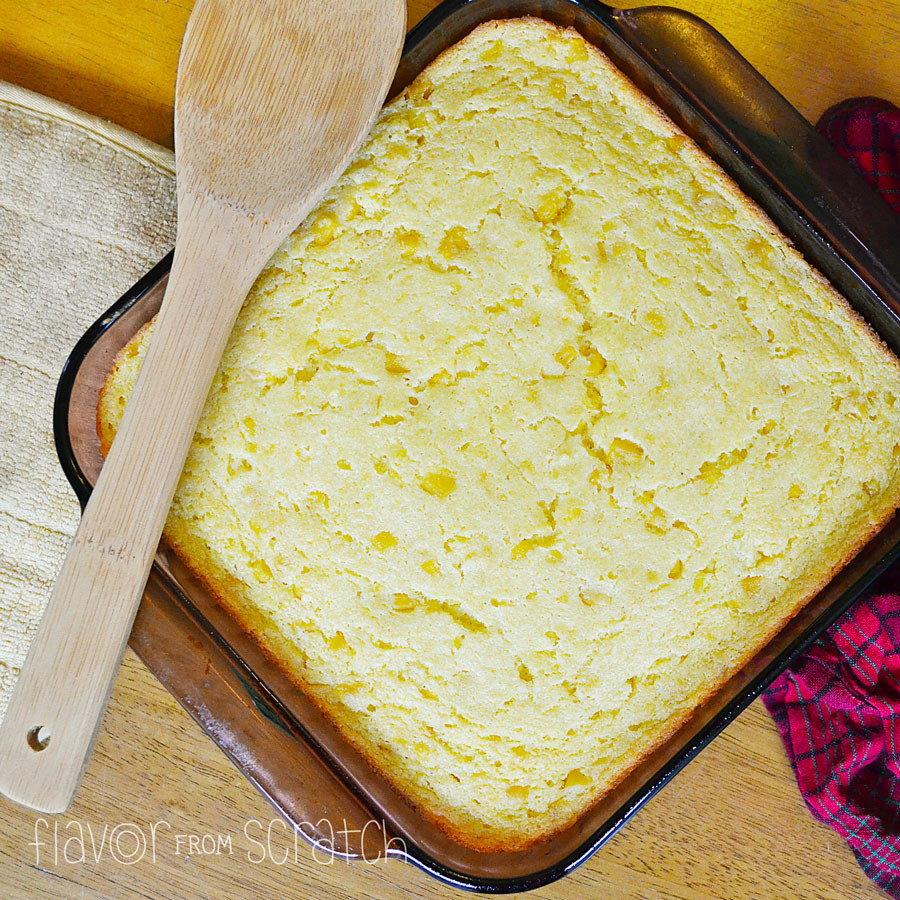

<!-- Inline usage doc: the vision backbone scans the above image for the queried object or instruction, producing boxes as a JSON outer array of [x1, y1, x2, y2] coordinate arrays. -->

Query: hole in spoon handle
[[26, 726, 51, 752]]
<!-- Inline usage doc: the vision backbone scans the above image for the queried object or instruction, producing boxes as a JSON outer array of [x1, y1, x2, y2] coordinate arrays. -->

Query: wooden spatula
[[0, 0, 405, 814]]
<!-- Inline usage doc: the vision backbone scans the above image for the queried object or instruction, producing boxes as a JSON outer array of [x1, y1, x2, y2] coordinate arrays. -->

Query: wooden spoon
[[0, 0, 405, 813]]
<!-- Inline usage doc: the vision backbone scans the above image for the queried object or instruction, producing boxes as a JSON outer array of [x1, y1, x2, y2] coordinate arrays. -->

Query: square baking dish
[[54, 0, 900, 892]]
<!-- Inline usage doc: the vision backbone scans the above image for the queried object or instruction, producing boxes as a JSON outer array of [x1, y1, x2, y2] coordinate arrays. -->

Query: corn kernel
[[385, 351, 410, 374], [336, 459, 351, 470], [566, 38, 589, 62], [581, 345, 607, 374], [294, 361, 318, 383], [788, 484, 802, 499], [564, 768, 592, 788], [398, 229, 422, 257], [421, 559, 440, 576], [374, 414, 404, 426], [534, 188, 567, 224], [554, 345, 577, 367], [512, 534, 554, 560], [374, 458, 390, 475], [405, 108, 429, 130], [481, 40, 503, 62], [309, 490, 329, 508], [372, 531, 397, 551], [392, 593, 416, 612], [420, 469, 457, 498], [249, 558, 273, 583], [611, 436, 644, 458], [227, 457, 251, 477], [645, 310, 665, 333], [668, 559, 684, 579], [386, 142, 411, 161], [312, 212, 338, 246], [439, 226, 469, 257], [585, 383, 604, 411], [329, 631, 348, 650], [549, 77, 567, 100]]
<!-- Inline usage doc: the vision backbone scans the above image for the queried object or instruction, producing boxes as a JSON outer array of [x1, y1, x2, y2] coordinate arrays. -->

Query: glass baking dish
[[54, 0, 900, 892]]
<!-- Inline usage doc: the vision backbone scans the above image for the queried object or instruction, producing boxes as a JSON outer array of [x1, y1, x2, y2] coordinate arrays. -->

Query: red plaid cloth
[[818, 98, 900, 213], [762, 98, 900, 897]]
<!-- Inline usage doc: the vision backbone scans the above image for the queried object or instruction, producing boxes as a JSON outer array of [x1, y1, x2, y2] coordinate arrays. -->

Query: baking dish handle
[[607, 4, 900, 326]]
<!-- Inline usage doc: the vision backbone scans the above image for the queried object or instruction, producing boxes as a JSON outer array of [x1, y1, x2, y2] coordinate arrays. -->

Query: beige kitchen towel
[[0, 82, 177, 720]]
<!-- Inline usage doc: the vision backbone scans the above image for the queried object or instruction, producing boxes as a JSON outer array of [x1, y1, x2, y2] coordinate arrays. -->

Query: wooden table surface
[[1, 1, 899, 898]]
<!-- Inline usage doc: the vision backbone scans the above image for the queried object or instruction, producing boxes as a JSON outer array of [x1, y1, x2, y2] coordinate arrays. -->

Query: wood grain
[[0, 0, 899, 147], [0, 656, 883, 900], [0, 0, 897, 896]]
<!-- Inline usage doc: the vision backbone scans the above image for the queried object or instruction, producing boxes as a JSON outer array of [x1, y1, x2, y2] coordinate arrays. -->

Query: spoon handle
[[0, 198, 266, 813]]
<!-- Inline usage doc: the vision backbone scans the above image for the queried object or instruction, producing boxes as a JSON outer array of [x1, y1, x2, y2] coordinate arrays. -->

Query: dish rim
[[53, 0, 900, 891]]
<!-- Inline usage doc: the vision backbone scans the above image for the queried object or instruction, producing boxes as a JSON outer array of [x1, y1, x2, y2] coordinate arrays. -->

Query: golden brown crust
[[99, 326, 899, 853], [96, 16, 900, 853]]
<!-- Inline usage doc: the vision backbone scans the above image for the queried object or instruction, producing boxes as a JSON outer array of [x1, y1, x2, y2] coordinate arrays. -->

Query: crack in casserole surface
[[99, 18, 900, 851]]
